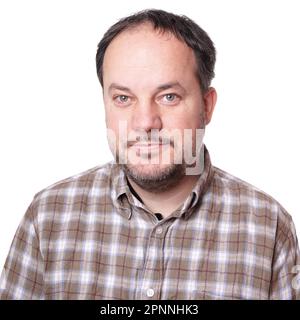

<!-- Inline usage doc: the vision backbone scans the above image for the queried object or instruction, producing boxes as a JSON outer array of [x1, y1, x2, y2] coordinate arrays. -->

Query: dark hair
[[96, 9, 216, 92]]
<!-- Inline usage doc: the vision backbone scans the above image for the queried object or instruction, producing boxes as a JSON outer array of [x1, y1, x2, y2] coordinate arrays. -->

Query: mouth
[[129, 142, 171, 156], [132, 143, 163, 147], [130, 142, 170, 150]]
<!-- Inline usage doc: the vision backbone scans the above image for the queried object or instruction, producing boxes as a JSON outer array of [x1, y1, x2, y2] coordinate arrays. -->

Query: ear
[[203, 87, 217, 125]]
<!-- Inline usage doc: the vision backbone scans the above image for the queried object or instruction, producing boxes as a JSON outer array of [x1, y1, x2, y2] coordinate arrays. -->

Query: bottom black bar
[[0, 300, 298, 319]]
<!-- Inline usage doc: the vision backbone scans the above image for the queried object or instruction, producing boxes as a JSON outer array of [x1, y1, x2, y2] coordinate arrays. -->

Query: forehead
[[102, 24, 198, 89]]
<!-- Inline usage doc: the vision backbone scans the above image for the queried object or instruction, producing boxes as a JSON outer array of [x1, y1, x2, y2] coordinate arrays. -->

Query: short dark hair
[[96, 9, 216, 92]]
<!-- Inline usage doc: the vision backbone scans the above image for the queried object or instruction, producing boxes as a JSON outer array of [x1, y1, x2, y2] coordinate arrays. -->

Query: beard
[[120, 162, 186, 193], [117, 135, 187, 192], [110, 125, 206, 192]]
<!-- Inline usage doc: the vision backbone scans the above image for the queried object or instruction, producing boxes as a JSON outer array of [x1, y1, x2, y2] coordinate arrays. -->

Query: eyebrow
[[157, 81, 185, 92], [108, 81, 186, 94], [108, 83, 132, 93]]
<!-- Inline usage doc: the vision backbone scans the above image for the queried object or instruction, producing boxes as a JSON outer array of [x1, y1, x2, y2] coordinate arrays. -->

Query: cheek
[[104, 105, 129, 130], [162, 114, 203, 152], [162, 114, 201, 131], [162, 97, 204, 130], [105, 111, 132, 146]]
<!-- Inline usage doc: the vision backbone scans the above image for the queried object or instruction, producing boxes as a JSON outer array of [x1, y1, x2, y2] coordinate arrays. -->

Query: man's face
[[102, 23, 215, 191]]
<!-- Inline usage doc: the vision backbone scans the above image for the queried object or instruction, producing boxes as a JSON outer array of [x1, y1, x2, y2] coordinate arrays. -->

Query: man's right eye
[[114, 95, 130, 105]]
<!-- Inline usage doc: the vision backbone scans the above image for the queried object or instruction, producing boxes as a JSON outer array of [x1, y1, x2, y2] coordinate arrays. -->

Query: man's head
[[96, 9, 217, 192]]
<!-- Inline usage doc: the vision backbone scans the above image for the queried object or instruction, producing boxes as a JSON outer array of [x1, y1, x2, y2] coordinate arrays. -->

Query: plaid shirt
[[0, 146, 299, 300]]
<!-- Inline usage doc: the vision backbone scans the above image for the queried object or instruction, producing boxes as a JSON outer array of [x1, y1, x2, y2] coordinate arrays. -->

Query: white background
[[0, 0, 300, 269]]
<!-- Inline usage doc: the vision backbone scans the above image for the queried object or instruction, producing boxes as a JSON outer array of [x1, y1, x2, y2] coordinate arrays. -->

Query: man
[[0, 9, 299, 300]]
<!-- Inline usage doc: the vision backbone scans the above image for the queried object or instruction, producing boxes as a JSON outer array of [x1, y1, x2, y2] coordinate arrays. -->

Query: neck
[[127, 174, 199, 218]]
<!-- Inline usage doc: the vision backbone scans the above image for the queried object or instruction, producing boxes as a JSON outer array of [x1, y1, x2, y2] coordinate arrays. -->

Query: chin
[[125, 162, 174, 180], [121, 162, 186, 192]]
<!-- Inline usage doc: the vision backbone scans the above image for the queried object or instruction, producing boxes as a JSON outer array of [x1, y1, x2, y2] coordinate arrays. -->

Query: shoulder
[[211, 166, 294, 237], [36, 162, 114, 196], [28, 162, 117, 220]]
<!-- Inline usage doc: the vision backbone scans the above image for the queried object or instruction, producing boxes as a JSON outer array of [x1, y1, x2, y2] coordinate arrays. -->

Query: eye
[[160, 93, 180, 105], [165, 94, 176, 101], [113, 95, 131, 105]]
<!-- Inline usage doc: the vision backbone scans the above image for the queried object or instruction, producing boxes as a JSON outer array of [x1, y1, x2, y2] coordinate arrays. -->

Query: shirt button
[[146, 288, 155, 297], [156, 226, 163, 235]]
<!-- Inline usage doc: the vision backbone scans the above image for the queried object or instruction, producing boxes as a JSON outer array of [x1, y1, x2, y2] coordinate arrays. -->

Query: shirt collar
[[110, 144, 214, 220], [172, 144, 214, 219], [110, 163, 132, 219]]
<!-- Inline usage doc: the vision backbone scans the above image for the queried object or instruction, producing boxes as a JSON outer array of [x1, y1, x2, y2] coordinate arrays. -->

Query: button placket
[[138, 222, 169, 299]]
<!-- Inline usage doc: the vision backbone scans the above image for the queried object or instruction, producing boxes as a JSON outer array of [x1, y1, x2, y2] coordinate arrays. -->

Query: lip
[[131, 143, 165, 148]]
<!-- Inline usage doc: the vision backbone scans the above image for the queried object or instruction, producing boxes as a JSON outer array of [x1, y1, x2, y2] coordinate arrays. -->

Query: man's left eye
[[162, 94, 179, 103]]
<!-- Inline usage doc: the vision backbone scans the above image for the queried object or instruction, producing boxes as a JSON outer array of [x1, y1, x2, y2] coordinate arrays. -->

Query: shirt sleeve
[[269, 210, 300, 300], [0, 200, 44, 300]]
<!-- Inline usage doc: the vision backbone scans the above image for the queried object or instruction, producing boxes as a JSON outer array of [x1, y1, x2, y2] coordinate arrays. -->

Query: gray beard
[[120, 163, 186, 193]]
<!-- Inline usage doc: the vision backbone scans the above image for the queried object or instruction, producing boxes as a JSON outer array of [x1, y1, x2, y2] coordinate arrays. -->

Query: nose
[[131, 100, 162, 132]]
